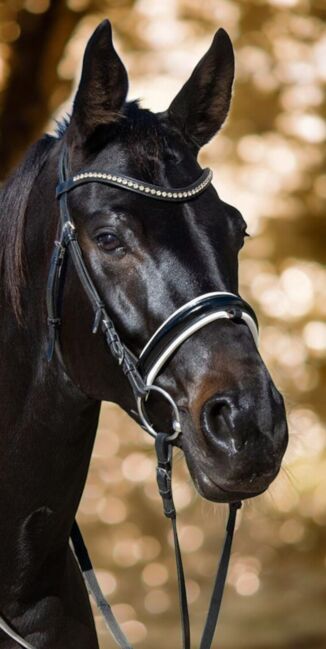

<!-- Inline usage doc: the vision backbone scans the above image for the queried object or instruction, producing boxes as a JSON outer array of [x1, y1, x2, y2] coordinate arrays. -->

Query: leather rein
[[0, 146, 259, 649]]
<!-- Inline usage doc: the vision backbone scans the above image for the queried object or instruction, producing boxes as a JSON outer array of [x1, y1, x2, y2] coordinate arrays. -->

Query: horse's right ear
[[68, 20, 128, 146], [167, 28, 234, 151]]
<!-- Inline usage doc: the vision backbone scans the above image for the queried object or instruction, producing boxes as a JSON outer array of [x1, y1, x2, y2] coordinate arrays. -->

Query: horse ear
[[168, 28, 234, 150], [68, 20, 128, 145]]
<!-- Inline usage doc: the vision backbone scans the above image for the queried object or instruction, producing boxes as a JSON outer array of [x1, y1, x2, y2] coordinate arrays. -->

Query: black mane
[[0, 134, 55, 321]]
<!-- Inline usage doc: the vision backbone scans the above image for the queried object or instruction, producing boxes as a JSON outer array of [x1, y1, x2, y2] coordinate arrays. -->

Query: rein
[[0, 146, 259, 649]]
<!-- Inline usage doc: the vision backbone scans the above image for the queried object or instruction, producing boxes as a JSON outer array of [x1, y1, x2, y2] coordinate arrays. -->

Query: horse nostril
[[201, 395, 242, 451]]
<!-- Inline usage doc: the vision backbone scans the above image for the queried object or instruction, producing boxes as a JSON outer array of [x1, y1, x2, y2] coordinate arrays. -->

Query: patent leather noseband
[[0, 146, 259, 649]]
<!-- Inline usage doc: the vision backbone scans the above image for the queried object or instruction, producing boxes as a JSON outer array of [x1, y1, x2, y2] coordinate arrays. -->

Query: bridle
[[0, 146, 259, 649]]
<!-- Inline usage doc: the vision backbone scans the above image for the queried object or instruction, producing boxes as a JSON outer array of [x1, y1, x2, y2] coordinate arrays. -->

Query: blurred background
[[1, 0, 325, 647]]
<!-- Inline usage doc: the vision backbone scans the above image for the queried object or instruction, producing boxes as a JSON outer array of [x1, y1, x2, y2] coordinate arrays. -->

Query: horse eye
[[96, 232, 121, 252]]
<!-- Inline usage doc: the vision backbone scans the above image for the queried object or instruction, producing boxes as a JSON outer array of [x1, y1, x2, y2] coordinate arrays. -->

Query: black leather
[[138, 293, 258, 380], [56, 167, 212, 202]]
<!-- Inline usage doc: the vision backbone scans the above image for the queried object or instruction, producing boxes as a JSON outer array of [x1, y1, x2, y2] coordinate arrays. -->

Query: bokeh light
[[1, 1, 325, 647]]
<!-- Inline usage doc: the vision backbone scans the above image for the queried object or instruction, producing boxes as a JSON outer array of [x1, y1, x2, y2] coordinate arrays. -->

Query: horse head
[[57, 20, 288, 503]]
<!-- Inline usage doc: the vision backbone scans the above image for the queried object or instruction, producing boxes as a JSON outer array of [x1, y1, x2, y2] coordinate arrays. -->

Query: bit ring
[[137, 385, 182, 440]]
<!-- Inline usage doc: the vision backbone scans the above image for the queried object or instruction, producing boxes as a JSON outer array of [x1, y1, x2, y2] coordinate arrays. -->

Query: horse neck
[[0, 142, 101, 593]]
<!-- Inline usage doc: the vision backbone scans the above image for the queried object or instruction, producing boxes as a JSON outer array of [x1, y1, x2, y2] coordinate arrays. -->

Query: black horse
[[0, 20, 288, 649]]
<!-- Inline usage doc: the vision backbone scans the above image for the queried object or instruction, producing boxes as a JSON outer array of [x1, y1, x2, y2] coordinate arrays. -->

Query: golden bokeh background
[[1, 1, 325, 647]]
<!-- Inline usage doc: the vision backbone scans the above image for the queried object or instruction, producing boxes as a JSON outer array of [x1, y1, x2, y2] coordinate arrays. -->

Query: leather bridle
[[0, 146, 259, 649]]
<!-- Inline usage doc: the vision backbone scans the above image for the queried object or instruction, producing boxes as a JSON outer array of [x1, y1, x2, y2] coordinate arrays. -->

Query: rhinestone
[[162, 191, 167, 197], [151, 189, 156, 195], [178, 192, 183, 198], [122, 179, 128, 185], [117, 177, 122, 183], [139, 185, 144, 191], [127, 181, 133, 187], [145, 187, 150, 193], [168, 192, 173, 198], [107, 174, 112, 180], [112, 176, 117, 181], [134, 183, 139, 189], [183, 192, 188, 197], [173, 193, 178, 198], [157, 190, 162, 196]]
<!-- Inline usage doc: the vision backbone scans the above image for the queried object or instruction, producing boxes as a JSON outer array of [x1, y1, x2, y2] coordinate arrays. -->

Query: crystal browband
[[56, 167, 213, 202]]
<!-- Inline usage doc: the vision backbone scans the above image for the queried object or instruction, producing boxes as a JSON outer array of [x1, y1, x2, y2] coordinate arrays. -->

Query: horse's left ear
[[167, 28, 234, 150], [68, 19, 128, 146]]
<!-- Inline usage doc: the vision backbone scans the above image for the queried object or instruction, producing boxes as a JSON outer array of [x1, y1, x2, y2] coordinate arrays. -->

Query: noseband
[[0, 146, 259, 649]]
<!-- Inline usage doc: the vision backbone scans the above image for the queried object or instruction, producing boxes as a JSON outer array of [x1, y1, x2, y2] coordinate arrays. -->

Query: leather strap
[[155, 433, 240, 649], [0, 617, 36, 649], [199, 502, 241, 649], [155, 433, 190, 649], [56, 168, 213, 203], [71, 522, 133, 649]]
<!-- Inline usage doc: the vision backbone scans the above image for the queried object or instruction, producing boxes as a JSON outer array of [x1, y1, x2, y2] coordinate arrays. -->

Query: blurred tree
[[0, 0, 137, 179], [0, 0, 88, 179]]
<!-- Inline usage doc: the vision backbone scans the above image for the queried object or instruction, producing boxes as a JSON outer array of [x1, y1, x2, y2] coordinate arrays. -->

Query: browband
[[56, 167, 213, 202]]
